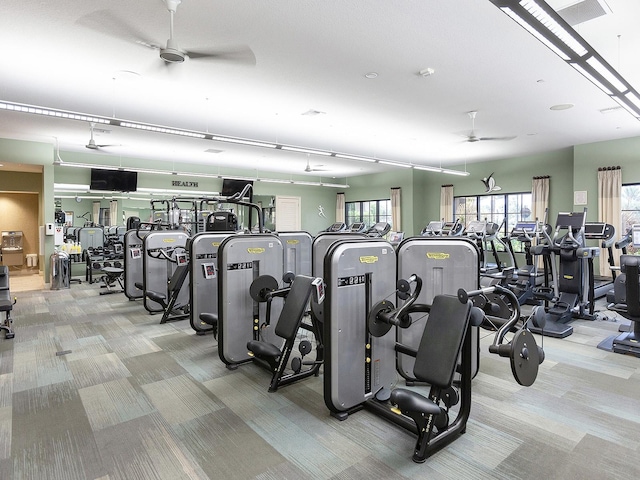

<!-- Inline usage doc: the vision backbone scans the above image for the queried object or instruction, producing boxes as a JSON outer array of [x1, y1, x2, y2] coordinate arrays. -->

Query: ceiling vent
[[204, 148, 224, 154], [555, 0, 612, 27]]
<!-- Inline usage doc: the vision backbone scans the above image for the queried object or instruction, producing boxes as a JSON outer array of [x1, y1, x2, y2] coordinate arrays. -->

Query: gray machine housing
[[124, 229, 149, 300], [189, 232, 233, 334], [323, 238, 397, 412], [142, 230, 190, 313], [322, 237, 480, 415], [396, 236, 480, 379], [279, 231, 313, 277], [217, 234, 285, 366]]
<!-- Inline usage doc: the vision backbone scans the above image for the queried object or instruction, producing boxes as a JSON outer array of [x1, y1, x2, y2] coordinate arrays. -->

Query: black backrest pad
[[413, 295, 472, 388], [623, 258, 640, 318], [0, 265, 8, 290], [168, 265, 189, 292], [275, 275, 314, 340]]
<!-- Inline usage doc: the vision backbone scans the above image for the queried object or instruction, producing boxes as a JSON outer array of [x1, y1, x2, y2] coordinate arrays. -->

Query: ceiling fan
[[304, 157, 328, 172], [85, 123, 117, 150], [464, 111, 516, 143], [78, 1, 255, 66]]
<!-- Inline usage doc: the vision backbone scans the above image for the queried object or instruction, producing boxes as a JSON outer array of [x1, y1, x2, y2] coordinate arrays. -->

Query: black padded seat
[[246, 275, 320, 392], [247, 341, 281, 359], [199, 313, 218, 326], [144, 265, 190, 324], [145, 290, 167, 303], [389, 294, 472, 462], [390, 389, 441, 417]]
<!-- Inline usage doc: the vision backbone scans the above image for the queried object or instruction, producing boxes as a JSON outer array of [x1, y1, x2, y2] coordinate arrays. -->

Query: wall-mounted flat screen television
[[221, 179, 253, 198], [90, 168, 138, 192]]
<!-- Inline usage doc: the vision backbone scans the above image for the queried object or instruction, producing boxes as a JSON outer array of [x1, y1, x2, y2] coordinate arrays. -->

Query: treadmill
[[583, 222, 616, 299]]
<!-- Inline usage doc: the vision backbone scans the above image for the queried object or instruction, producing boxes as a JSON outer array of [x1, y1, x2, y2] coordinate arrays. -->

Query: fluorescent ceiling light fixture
[[585, 57, 627, 92], [2, 99, 486, 173], [334, 153, 378, 162], [0, 102, 109, 124], [612, 97, 640, 119], [120, 122, 206, 139], [519, 0, 587, 57], [501, 7, 570, 60], [413, 165, 443, 173], [491, 0, 640, 119], [259, 178, 294, 184], [571, 63, 613, 95], [60, 162, 120, 170], [280, 146, 332, 156], [321, 182, 350, 188], [625, 92, 640, 110], [377, 160, 412, 168], [210, 136, 277, 148], [54, 183, 90, 190], [441, 168, 470, 176]]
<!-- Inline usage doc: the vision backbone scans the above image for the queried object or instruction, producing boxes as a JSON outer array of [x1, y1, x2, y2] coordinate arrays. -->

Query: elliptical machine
[[529, 210, 599, 338]]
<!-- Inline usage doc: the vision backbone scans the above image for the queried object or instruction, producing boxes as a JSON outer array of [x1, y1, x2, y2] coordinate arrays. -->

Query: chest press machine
[[322, 237, 542, 463]]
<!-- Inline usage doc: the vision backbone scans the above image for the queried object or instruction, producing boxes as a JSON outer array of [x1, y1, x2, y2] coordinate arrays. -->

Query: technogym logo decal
[[172, 180, 199, 187]]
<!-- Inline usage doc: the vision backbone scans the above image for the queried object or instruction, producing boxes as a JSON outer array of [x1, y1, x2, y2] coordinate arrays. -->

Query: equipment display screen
[[556, 212, 585, 229], [584, 223, 606, 237], [633, 225, 640, 247]]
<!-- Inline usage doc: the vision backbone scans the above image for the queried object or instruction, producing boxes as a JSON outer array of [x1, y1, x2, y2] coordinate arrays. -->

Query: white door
[[275, 196, 301, 231]]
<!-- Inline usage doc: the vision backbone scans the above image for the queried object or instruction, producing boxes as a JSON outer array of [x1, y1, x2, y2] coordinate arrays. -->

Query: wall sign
[[172, 180, 199, 187]]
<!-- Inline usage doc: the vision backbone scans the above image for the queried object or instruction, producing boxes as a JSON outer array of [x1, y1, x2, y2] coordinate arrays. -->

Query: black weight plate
[[510, 329, 540, 387], [250, 275, 278, 302], [368, 300, 394, 337]]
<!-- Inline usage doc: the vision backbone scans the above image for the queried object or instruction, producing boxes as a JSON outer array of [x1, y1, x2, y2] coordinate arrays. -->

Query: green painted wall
[[413, 148, 575, 229], [346, 168, 414, 234], [573, 136, 640, 222]]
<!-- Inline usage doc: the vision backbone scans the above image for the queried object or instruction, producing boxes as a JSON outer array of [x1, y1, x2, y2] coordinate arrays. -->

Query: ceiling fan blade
[[76, 10, 162, 51], [185, 45, 256, 65]]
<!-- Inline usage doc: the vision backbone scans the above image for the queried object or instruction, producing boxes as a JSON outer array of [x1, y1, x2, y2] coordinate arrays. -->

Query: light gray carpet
[[1, 283, 639, 479]]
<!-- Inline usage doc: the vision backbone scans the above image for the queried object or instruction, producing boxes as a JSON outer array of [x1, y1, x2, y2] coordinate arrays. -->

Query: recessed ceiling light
[[550, 103, 574, 111], [365, 72, 378, 79]]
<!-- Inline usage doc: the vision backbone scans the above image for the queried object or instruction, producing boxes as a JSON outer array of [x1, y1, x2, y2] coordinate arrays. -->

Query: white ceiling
[[1, 0, 639, 179]]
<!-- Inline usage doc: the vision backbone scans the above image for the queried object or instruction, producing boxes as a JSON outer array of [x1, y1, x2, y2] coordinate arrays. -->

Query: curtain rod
[[598, 166, 621, 171], [532, 175, 550, 179]]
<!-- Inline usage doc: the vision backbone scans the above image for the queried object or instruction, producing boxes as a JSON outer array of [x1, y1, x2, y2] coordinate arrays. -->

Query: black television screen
[[221, 179, 253, 198], [90, 168, 137, 192]]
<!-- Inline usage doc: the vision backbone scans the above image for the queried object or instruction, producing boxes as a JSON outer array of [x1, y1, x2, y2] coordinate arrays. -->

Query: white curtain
[[92, 201, 100, 227], [531, 176, 550, 224], [336, 192, 345, 223], [531, 176, 549, 269], [391, 187, 401, 231], [440, 185, 453, 222], [109, 200, 118, 226], [598, 167, 622, 277]]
